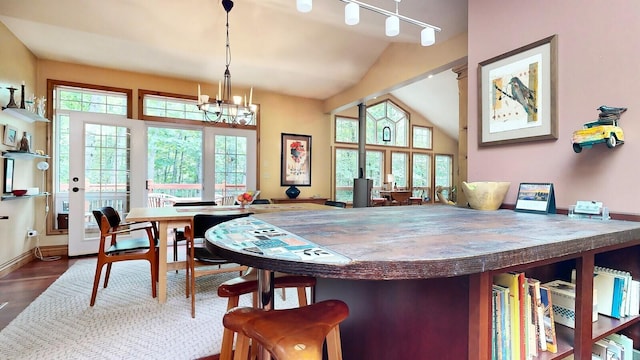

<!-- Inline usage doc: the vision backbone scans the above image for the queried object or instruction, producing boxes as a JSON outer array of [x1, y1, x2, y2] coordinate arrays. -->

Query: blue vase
[[285, 185, 300, 199]]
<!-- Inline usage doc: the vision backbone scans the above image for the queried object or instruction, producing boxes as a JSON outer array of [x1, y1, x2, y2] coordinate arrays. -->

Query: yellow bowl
[[460, 181, 510, 211]]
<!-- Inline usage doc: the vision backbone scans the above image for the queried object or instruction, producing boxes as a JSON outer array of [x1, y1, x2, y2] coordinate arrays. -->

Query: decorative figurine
[[18, 132, 30, 152], [571, 105, 627, 153], [3, 86, 19, 109]]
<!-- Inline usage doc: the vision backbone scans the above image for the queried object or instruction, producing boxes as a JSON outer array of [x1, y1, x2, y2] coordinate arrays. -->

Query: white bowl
[[461, 181, 510, 211]]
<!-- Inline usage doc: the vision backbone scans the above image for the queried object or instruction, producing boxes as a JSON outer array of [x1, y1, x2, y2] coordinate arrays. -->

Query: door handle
[[72, 187, 84, 192]]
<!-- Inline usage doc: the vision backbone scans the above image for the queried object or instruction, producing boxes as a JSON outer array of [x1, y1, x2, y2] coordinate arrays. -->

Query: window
[[366, 100, 408, 146], [140, 90, 258, 127], [335, 148, 384, 202], [412, 152, 432, 198], [333, 99, 454, 203], [335, 148, 358, 202], [366, 150, 384, 190], [143, 94, 203, 121], [335, 117, 358, 143], [215, 135, 249, 198], [435, 154, 453, 200], [390, 152, 409, 188], [412, 126, 433, 149], [58, 86, 127, 115]]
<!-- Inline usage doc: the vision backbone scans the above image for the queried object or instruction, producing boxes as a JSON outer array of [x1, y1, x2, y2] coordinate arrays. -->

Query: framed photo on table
[[478, 35, 558, 146], [280, 133, 311, 186], [514, 182, 556, 214]]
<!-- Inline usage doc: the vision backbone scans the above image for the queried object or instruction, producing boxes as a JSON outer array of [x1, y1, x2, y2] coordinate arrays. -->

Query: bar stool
[[223, 299, 349, 360], [218, 269, 317, 359]]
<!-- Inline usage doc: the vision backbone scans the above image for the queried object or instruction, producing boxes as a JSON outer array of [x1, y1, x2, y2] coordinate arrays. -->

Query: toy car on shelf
[[571, 118, 624, 153]]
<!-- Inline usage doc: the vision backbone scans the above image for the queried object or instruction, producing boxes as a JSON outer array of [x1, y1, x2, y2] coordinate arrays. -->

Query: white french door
[[67, 112, 146, 256]]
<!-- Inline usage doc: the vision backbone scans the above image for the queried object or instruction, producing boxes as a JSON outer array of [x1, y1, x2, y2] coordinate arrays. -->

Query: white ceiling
[[0, 0, 467, 138]]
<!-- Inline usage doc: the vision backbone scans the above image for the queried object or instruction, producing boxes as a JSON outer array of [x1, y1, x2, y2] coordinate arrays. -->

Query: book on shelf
[[494, 272, 525, 360], [592, 339, 608, 359], [527, 278, 547, 352], [539, 285, 558, 353], [524, 288, 536, 357], [492, 284, 508, 360], [606, 333, 633, 360]]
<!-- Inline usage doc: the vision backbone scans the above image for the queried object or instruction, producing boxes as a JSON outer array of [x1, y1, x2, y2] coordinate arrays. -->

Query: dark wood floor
[[0, 256, 79, 330]]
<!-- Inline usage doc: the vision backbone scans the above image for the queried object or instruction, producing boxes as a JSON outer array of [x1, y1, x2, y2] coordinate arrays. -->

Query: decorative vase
[[285, 185, 300, 199]]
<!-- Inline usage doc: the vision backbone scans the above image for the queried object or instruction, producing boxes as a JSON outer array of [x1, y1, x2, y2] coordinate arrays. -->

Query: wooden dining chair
[[185, 213, 252, 317], [251, 199, 271, 204], [90, 206, 159, 306], [324, 200, 347, 208], [171, 201, 218, 263]]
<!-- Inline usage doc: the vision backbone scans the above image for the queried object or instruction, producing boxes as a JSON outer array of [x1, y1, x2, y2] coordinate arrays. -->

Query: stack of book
[[492, 272, 557, 360]]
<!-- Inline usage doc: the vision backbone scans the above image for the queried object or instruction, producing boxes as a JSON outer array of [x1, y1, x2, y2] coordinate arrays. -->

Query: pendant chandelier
[[296, 0, 440, 46], [197, 0, 256, 125]]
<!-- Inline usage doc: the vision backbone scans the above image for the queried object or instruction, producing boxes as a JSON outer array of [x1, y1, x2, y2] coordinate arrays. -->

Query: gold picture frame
[[478, 35, 558, 146]]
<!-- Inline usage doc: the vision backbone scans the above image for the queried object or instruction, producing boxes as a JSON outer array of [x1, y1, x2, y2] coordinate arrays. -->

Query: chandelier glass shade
[[197, 0, 256, 125], [297, 0, 440, 46]]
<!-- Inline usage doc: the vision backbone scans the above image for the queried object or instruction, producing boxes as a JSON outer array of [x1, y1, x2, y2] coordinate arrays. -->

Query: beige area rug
[[0, 259, 300, 360]]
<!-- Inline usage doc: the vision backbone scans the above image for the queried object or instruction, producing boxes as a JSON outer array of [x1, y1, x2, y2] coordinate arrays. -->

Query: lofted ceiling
[[0, 0, 468, 138]]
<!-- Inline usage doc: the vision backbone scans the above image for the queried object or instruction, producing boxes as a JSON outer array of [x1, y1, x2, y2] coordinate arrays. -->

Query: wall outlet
[[27, 229, 37, 237]]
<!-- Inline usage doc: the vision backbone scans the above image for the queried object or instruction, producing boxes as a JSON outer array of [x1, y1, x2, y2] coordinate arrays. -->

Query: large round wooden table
[[206, 205, 640, 360]]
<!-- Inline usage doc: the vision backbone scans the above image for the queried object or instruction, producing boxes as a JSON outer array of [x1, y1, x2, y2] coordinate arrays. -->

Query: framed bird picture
[[478, 34, 558, 146]]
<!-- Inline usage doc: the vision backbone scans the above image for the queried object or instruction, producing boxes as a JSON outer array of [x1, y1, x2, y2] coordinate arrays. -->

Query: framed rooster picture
[[478, 35, 558, 146]]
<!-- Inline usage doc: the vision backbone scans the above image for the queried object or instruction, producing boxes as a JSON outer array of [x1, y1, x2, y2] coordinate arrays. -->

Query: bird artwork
[[508, 77, 537, 116], [493, 76, 538, 120]]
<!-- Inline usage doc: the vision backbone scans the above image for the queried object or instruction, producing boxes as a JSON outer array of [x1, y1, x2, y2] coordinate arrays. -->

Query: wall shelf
[[1, 192, 48, 201], [1, 151, 49, 159], [2, 108, 49, 123]]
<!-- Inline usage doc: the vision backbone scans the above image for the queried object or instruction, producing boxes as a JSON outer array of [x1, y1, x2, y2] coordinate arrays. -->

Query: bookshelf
[[489, 244, 640, 359]]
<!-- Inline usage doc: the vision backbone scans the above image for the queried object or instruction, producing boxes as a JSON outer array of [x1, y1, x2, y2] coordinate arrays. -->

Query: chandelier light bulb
[[421, 27, 435, 46], [345, 2, 360, 25], [297, 0, 312, 13], [385, 15, 399, 37]]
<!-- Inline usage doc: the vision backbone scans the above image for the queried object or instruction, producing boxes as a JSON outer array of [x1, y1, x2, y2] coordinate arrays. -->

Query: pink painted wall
[[468, 1, 640, 214]]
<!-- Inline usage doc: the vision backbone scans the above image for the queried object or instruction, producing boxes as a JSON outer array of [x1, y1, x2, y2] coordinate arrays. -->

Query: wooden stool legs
[[218, 270, 316, 359], [223, 299, 349, 360]]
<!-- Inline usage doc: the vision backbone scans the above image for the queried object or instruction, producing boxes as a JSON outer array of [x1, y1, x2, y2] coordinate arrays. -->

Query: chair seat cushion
[[106, 237, 154, 254]]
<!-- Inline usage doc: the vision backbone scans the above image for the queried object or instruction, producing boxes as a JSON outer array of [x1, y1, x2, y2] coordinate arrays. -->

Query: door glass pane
[[84, 123, 131, 230]]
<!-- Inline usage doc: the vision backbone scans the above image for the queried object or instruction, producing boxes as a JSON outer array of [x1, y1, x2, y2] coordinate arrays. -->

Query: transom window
[[143, 94, 203, 121]]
